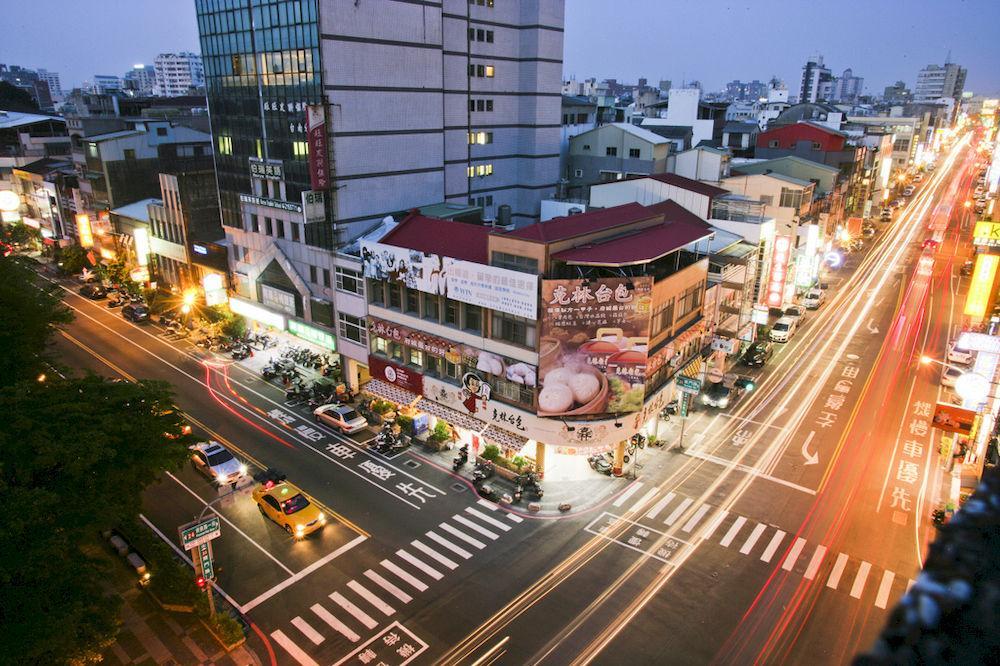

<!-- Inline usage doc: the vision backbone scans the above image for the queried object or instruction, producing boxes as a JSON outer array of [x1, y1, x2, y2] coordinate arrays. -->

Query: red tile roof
[[640, 173, 729, 198], [378, 211, 493, 264], [505, 202, 655, 243]]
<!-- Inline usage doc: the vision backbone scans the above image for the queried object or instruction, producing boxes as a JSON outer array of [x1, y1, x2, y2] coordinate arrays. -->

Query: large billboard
[[965, 253, 999, 318], [764, 235, 792, 308], [360, 240, 538, 319], [538, 277, 653, 416]]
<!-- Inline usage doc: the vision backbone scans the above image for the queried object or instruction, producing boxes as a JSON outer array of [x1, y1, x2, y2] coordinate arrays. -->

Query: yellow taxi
[[252, 479, 326, 539]]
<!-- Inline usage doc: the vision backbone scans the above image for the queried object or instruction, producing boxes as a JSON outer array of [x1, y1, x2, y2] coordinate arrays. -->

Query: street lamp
[[920, 355, 991, 403]]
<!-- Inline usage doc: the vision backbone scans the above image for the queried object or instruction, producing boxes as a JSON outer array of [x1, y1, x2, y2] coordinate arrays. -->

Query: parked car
[[252, 479, 326, 539], [740, 341, 774, 368], [947, 340, 975, 365], [79, 283, 107, 299], [940, 365, 964, 388], [783, 305, 807, 321], [960, 260, 974, 276], [769, 316, 797, 343], [189, 441, 248, 486], [880, 208, 893, 221], [802, 289, 826, 309], [903, 186, 915, 197], [122, 303, 150, 322], [314, 403, 369, 434]]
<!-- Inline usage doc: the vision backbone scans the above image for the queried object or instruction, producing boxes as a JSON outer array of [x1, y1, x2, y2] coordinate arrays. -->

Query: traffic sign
[[678, 392, 690, 418], [197, 542, 214, 581], [676, 375, 702, 394], [179, 516, 221, 551]]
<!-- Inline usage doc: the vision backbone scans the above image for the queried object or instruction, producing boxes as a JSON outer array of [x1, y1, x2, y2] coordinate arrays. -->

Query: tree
[[0, 256, 72, 389], [0, 376, 193, 665], [1, 222, 42, 248], [55, 245, 90, 276]]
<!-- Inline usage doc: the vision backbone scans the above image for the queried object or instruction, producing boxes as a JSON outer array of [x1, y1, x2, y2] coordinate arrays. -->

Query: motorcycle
[[452, 444, 469, 472], [231, 343, 253, 360], [588, 453, 613, 476], [472, 460, 495, 486]]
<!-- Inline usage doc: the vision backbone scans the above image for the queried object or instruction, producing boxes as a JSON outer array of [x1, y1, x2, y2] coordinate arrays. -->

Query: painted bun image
[[537, 362, 609, 416]]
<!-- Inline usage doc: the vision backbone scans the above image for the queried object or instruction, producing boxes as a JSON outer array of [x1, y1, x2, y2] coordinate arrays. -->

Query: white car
[[190, 441, 248, 486], [783, 305, 807, 321], [947, 341, 974, 366], [314, 403, 369, 434], [940, 365, 964, 388], [769, 316, 797, 343], [903, 186, 915, 197], [802, 289, 825, 309]]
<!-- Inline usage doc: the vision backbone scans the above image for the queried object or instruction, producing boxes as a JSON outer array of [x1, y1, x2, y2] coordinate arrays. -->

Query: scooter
[[452, 444, 469, 472]]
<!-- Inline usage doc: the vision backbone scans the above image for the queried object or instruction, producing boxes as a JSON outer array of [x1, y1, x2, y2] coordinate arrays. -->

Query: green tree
[[56, 245, 90, 275], [0, 256, 72, 388], [1, 222, 42, 248]]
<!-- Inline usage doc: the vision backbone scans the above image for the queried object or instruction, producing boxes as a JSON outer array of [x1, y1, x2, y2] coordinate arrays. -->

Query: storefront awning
[[417, 396, 486, 433], [483, 424, 530, 451], [679, 355, 704, 380], [363, 379, 421, 407]]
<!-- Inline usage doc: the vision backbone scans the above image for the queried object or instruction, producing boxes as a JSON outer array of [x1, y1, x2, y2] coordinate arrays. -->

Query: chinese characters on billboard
[[765, 235, 792, 308], [538, 278, 652, 416], [306, 104, 329, 191]]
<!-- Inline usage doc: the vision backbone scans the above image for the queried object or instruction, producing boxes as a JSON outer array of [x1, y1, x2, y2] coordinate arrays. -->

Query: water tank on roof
[[498, 204, 511, 227]]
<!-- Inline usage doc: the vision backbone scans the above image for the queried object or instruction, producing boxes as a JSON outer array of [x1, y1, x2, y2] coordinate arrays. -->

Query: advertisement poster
[[368, 356, 424, 395], [306, 104, 329, 191], [932, 403, 977, 436], [537, 277, 653, 416], [360, 240, 538, 319]]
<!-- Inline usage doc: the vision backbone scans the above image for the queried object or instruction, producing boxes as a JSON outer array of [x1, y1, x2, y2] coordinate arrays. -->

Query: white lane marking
[[506, 512, 524, 523], [310, 603, 360, 642], [165, 471, 294, 574], [330, 591, 377, 630], [453, 514, 499, 540], [440, 522, 486, 549], [827, 553, 849, 590], [412, 540, 458, 570], [364, 570, 412, 603], [347, 580, 395, 617], [850, 561, 873, 599], [477, 498, 498, 511], [396, 549, 444, 581], [646, 492, 675, 520], [804, 545, 827, 580], [613, 481, 644, 507], [906, 578, 915, 593], [701, 509, 729, 539], [381, 558, 429, 591], [242, 534, 367, 612], [874, 570, 895, 609], [760, 530, 786, 563], [781, 537, 807, 571], [720, 516, 747, 548], [464, 507, 512, 531], [426, 530, 472, 559], [681, 504, 711, 533], [630, 488, 660, 513], [272, 629, 320, 666], [291, 616, 325, 645], [664, 498, 694, 526], [739, 523, 768, 555]]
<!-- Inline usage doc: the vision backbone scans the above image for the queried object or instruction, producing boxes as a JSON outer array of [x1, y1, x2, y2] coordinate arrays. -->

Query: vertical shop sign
[[306, 104, 329, 191]]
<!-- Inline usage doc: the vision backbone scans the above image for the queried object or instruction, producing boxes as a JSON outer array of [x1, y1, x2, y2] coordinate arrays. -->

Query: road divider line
[[241, 534, 367, 612], [426, 530, 473, 559], [464, 507, 511, 532], [311, 603, 360, 642], [664, 498, 694, 526], [804, 545, 827, 580], [874, 570, 896, 609], [440, 522, 486, 549], [271, 629, 320, 666], [347, 580, 396, 617], [412, 540, 458, 570], [505, 512, 523, 523], [681, 503, 711, 533], [381, 559, 429, 591], [453, 515, 499, 540], [330, 591, 378, 630], [850, 561, 873, 599], [683, 449, 817, 495], [759, 530, 786, 563], [739, 523, 767, 555], [363, 570, 412, 603], [827, 552, 849, 589], [290, 617, 325, 645], [781, 537, 807, 571]]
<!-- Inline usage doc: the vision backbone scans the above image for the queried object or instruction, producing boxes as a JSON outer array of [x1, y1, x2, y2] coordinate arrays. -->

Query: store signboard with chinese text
[[239, 193, 302, 213], [972, 221, 1000, 247], [765, 235, 792, 308], [538, 278, 652, 417], [289, 319, 336, 350], [361, 240, 537, 318], [965, 253, 1000, 318], [368, 317, 454, 358], [932, 402, 976, 436], [249, 158, 284, 180], [306, 104, 329, 190], [369, 355, 424, 395]]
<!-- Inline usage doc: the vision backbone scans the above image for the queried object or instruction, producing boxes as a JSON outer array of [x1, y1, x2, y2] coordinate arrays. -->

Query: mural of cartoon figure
[[461, 372, 491, 414]]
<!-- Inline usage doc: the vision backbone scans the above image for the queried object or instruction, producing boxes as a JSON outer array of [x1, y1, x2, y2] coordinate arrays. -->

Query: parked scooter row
[[371, 422, 411, 455]]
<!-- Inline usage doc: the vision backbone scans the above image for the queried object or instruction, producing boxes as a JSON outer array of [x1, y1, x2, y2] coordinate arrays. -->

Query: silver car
[[190, 441, 248, 486], [314, 404, 369, 434]]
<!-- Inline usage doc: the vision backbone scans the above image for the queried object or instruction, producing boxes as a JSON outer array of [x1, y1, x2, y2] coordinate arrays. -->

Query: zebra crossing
[[594, 481, 917, 612], [271, 499, 523, 665]]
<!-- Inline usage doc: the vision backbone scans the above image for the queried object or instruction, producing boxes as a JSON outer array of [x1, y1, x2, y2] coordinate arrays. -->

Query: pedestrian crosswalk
[[597, 482, 917, 614], [272, 498, 522, 665]]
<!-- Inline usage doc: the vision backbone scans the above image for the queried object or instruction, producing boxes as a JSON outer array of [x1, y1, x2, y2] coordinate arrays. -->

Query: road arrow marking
[[801, 431, 819, 466], [867, 318, 880, 334]]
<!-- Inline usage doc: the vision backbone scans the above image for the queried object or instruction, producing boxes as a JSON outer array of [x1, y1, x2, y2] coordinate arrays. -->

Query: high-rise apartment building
[[832, 68, 863, 103], [799, 55, 832, 103], [914, 62, 966, 101], [124, 64, 156, 96], [154, 52, 205, 97], [92, 75, 122, 95], [36, 69, 62, 102]]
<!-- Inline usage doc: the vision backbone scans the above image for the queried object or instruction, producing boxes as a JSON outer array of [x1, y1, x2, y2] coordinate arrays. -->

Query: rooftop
[[86, 129, 144, 142], [640, 172, 730, 198], [731, 154, 840, 174], [728, 171, 813, 187], [378, 212, 494, 264], [0, 110, 64, 130], [562, 94, 595, 107], [606, 122, 670, 145], [723, 121, 759, 133], [507, 202, 655, 243], [111, 198, 161, 224], [13, 157, 73, 176], [641, 124, 694, 140]]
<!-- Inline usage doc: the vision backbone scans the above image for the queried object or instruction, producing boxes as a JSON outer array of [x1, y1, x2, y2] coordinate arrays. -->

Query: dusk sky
[[5, 0, 1000, 96]]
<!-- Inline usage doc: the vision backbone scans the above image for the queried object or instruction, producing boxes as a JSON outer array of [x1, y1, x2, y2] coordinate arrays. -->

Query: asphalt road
[[47, 135, 977, 666]]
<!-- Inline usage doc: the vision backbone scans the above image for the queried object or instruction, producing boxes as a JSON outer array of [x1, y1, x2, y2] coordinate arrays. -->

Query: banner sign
[[249, 158, 284, 180], [932, 402, 976, 435], [361, 240, 538, 319], [239, 193, 302, 213], [973, 221, 1000, 247], [306, 104, 329, 190], [369, 355, 424, 395], [368, 317, 454, 358], [538, 277, 652, 417], [765, 235, 792, 308]]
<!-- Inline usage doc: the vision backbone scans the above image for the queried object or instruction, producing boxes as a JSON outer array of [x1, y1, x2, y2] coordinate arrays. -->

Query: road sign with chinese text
[[676, 375, 702, 394], [179, 516, 221, 551]]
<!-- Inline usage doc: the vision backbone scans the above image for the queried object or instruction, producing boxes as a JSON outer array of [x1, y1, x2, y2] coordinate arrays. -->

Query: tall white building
[[832, 68, 864, 103], [35, 69, 62, 102], [915, 62, 967, 101], [124, 64, 156, 96], [92, 75, 122, 94], [799, 55, 832, 103], [154, 52, 205, 97]]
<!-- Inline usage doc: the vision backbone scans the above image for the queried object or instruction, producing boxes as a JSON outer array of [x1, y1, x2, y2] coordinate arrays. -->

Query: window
[[309, 265, 317, 284], [469, 131, 493, 145], [263, 217, 272, 235], [408, 348, 423, 367], [389, 342, 403, 361], [291, 223, 300, 242], [629, 148, 641, 158], [335, 267, 363, 295], [123, 149, 136, 160], [405, 288, 420, 314], [292, 140, 308, 158], [311, 299, 334, 327], [811, 141, 822, 150], [676, 284, 704, 319], [491, 311, 536, 347], [470, 99, 476, 112], [491, 251, 538, 274], [759, 194, 773, 206], [275, 220, 285, 238], [576, 113, 587, 123], [779, 187, 804, 210], [768, 139, 779, 148], [422, 293, 439, 320], [156, 127, 168, 136], [425, 354, 440, 377], [338, 313, 367, 345], [218, 135, 232, 155], [367, 279, 384, 306], [606, 146, 618, 156], [652, 299, 674, 335], [485, 65, 494, 77], [444, 299, 459, 326], [471, 98, 493, 112], [583, 144, 591, 150], [373, 337, 387, 355], [444, 358, 460, 379], [486, 99, 493, 111], [469, 163, 494, 177], [574, 169, 583, 178], [250, 214, 259, 233], [486, 30, 494, 43], [388, 283, 402, 309], [463, 304, 482, 333], [322, 269, 331, 288]]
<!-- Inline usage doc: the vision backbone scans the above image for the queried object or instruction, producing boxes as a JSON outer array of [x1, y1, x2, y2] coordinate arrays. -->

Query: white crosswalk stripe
[[329, 592, 377, 630], [850, 561, 872, 599], [804, 545, 827, 580], [826, 553, 849, 589], [396, 549, 443, 581], [739, 523, 767, 555], [440, 522, 486, 549], [760, 530, 786, 563], [701, 509, 729, 539], [453, 514, 499, 540], [347, 580, 395, 617], [381, 559, 429, 592], [664, 498, 694, 526], [364, 569, 412, 603], [310, 603, 360, 642], [477, 498, 498, 511], [646, 492, 675, 520], [613, 481, 644, 507], [506, 512, 524, 523], [781, 537, 807, 571], [290, 617, 324, 645], [874, 570, 895, 609], [720, 516, 747, 547], [272, 629, 320, 666], [630, 488, 660, 513], [681, 504, 711, 533], [412, 539, 458, 570], [464, 507, 511, 531], [426, 530, 473, 559]]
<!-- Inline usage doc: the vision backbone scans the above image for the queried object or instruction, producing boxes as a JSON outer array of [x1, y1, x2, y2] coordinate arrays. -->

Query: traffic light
[[195, 575, 206, 589], [735, 377, 756, 392]]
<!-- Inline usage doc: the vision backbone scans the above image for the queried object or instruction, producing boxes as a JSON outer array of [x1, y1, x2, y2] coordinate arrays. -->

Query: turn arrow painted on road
[[801, 431, 819, 466]]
